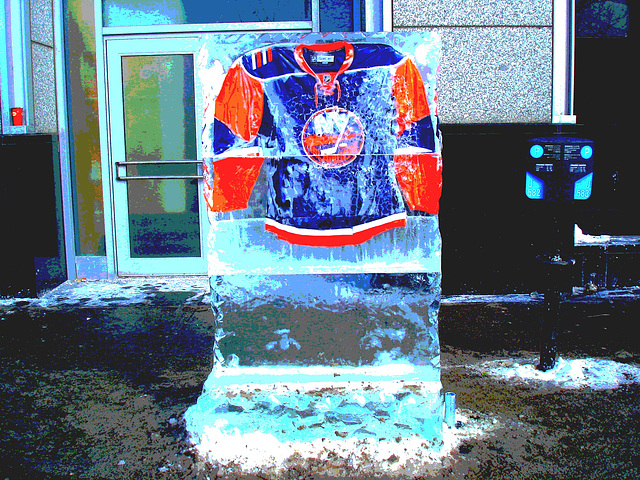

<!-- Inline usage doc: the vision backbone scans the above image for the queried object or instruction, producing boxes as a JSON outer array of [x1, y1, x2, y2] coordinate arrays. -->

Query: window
[[576, 0, 629, 37], [103, 0, 311, 27], [102, 0, 376, 32]]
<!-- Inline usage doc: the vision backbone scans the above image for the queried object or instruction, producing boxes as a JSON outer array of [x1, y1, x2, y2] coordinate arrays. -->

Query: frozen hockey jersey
[[204, 40, 442, 247]]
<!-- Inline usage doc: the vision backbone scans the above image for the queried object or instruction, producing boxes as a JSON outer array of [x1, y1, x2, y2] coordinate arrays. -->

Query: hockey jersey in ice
[[203, 40, 442, 247]]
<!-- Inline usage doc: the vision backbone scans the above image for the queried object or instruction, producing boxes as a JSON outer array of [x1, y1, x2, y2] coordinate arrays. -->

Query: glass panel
[[320, 0, 359, 31], [122, 54, 200, 258], [104, 0, 311, 27], [66, 0, 106, 255]]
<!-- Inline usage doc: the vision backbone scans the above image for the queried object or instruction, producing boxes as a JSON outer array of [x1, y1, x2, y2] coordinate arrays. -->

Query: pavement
[[1, 278, 639, 478], [3, 276, 639, 369]]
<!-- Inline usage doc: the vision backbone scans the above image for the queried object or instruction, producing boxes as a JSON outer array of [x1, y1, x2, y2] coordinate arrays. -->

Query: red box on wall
[[11, 107, 23, 126]]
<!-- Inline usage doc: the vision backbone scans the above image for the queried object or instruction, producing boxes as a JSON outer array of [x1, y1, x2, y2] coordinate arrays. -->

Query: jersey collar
[[294, 41, 355, 92]]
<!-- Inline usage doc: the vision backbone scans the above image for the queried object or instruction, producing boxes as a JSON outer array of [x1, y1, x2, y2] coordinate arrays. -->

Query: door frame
[[103, 35, 208, 276]]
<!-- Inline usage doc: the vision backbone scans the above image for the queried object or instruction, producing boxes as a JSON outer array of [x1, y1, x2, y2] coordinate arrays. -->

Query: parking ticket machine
[[525, 136, 595, 371], [525, 136, 594, 202]]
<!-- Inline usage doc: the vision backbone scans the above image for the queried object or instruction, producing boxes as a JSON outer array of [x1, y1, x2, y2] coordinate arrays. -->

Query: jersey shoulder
[[350, 43, 406, 70], [239, 42, 407, 79], [240, 45, 298, 80]]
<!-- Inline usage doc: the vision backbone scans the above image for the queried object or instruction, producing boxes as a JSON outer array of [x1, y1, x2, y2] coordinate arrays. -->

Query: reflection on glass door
[[122, 54, 199, 258], [107, 38, 206, 275]]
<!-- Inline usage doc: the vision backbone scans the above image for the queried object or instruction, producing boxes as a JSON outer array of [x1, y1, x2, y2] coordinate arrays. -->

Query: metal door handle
[[116, 160, 203, 180]]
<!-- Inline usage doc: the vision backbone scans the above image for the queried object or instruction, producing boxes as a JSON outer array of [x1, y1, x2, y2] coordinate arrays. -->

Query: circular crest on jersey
[[301, 107, 365, 168]]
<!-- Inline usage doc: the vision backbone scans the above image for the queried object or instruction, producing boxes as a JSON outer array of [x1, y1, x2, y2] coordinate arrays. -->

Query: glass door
[[106, 37, 207, 275]]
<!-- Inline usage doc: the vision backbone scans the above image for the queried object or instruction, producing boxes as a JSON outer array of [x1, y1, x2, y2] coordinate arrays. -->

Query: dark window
[[182, 0, 311, 24], [103, 0, 311, 27], [103, 0, 370, 30], [573, 1, 637, 235], [576, 0, 629, 37], [320, 0, 364, 31], [574, 0, 632, 123]]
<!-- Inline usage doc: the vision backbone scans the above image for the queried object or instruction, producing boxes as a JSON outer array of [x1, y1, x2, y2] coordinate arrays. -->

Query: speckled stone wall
[[395, 0, 553, 124], [30, 0, 57, 133]]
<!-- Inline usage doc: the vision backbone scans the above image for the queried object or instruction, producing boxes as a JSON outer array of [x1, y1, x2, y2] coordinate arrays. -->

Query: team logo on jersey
[[301, 107, 365, 168]]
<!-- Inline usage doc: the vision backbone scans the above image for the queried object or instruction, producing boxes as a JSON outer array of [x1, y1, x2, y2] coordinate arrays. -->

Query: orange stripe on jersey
[[392, 58, 430, 136], [264, 216, 407, 247], [214, 62, 264, 142]]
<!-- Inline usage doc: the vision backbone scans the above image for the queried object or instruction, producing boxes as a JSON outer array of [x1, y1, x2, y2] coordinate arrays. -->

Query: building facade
[[0, 0, 633, 295]]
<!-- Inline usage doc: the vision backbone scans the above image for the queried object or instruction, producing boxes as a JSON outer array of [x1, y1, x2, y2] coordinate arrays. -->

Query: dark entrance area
[[439, 1, 636, 295]]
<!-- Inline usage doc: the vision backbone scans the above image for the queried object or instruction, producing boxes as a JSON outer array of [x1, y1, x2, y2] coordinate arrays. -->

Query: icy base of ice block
[[184, 364, 443, 464]]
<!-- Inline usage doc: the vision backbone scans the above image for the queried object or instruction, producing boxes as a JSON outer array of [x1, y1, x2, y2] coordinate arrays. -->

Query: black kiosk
[[525, 136, 594, 371]]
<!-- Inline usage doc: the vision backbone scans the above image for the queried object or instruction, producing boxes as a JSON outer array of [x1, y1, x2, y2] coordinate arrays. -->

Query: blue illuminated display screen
[[525, 172, 545, 199], [574, 172, 593, 200]]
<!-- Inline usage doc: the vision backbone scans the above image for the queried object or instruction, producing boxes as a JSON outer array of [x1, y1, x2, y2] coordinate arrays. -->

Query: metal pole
[[538, 285, 562, 371], [536, 207, 575, 372]]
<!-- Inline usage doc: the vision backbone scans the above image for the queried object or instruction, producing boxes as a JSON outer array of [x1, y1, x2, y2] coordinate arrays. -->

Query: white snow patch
[[441, 293, 542, 305], [0, 277, 209, 308], [476, 356, 640, 390], [574, 224, 611, 245], [442, 288, 640, 305]]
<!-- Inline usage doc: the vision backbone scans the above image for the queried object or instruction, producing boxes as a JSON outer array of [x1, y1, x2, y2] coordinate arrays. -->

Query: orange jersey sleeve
[[392, 58, 431, 136], [214, 61, 264, 142]]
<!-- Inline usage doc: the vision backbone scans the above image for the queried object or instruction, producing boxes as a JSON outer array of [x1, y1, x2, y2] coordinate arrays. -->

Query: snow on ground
[[574, 224, 640, 246], [2, 278, 637, 308], [473, 356, 640, 390], [441, 287, 640, 305], [0, 277, 210, 308], [574, 224, 611, 245]]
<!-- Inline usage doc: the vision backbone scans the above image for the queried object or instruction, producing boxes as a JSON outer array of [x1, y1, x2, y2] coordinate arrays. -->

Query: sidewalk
[[1, 279, 639, 478]]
